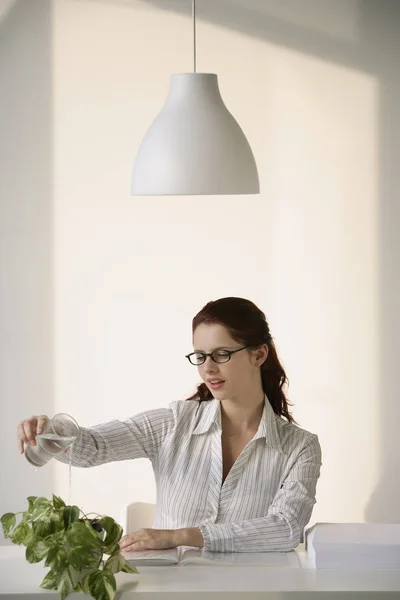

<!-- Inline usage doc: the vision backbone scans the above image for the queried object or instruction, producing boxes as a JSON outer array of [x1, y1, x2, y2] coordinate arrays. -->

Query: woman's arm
[[56, 407, 175, 468], [195, 434, 322, 552]]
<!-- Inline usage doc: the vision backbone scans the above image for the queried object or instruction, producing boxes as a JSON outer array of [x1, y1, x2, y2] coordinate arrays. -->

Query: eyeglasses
[[185, 346, 250, 366]]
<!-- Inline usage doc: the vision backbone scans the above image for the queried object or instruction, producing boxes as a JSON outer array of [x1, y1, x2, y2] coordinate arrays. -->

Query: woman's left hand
[[119, 528, 180, 552]]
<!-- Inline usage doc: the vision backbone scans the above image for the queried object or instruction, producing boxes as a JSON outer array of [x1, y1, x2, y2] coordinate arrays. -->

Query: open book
[[123, 546, 300, 567]]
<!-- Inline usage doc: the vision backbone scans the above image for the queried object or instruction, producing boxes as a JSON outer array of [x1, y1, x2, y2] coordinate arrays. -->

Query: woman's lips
[[207, 379, 225, 390]]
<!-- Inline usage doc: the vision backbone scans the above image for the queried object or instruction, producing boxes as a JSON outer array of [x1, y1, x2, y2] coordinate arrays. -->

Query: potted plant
[[1, 495, 138, 600]]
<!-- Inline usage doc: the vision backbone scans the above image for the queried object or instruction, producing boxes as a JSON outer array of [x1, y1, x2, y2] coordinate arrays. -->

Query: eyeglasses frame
[[185, 345, 251, 366]]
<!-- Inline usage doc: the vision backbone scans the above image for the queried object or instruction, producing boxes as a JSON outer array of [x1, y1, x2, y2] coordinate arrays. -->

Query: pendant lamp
[[131, 0, 259, 196]]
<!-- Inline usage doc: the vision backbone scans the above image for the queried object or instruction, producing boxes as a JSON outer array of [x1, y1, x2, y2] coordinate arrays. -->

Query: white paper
[[306, 523, 400, 569]]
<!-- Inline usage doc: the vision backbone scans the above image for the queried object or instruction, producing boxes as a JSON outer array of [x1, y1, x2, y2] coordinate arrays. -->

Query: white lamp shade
[[131, 73, 259, 195]]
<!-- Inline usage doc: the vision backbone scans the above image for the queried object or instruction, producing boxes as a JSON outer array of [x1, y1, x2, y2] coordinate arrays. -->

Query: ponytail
[[260, 341, 295, 423]]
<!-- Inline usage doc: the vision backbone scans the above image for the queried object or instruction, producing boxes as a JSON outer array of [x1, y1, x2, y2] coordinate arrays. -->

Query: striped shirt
[[58, 397, 322, 552]]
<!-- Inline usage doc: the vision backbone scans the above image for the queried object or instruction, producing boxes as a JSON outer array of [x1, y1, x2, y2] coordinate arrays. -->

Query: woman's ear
[[253, 344, 268, 367]]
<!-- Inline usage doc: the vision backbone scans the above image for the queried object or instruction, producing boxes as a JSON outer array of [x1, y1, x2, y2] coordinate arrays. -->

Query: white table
[[1, 545, 400, 599]]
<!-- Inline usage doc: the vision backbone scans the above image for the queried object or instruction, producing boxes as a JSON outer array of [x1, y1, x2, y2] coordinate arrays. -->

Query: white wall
[[0, 0, 54, 544], [1, 0, 400, 537]]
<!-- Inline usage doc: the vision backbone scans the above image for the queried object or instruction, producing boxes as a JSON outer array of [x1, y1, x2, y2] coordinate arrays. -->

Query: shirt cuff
[[199, 523, 234, 552]]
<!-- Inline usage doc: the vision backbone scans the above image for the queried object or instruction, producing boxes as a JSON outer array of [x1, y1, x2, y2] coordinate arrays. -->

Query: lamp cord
[[192, 0, 197, 73]]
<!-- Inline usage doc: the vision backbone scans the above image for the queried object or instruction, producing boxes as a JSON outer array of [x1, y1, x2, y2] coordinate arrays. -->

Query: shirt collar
[[192, 399, 221, 435], [192, 395, 285, 455], [254, 397, 286, 454]]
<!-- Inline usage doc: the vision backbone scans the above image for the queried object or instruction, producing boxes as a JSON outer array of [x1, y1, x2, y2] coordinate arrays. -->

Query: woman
[[17, 297, 322, 553]]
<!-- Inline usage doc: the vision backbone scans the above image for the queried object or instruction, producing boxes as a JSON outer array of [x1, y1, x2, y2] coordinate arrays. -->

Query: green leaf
[[66, 545, 89, 569], [86, 569, 117, 600], [63, 505, 80, 529], [44, 546, 59, 568], [33, 496, 51, 510], [106, 543, 121, 557], [50, 512, 64, 534], [104, 552, 126, 574], [39, 509, 64, 536], [52, 494, 66, 510], [104, 552, 138, 575], [40, 568, 59, 590], [9, 521, 30, 545], [33, 510, 61, 537], [67, 545, 102, 570], [26, 538, 49, 563], [0, 513, 16, 537], [44, 546, 67, 570], [57, 569, 74, 600], [46, 530, 65, 549], [33, 515, 52, 539], [97, 516, 114, 533], [121, 561, 139, 574], [98, 516, 122, 550], [27, 496, 37, 513], [20, 510, 32, 524], [81, 572, 92, 595], [66, 521, 101, 549], [23, 526, 34, 546], [90, 548, 103, 569], [67, 564, 82, 588], [31, 497, 52, 522]]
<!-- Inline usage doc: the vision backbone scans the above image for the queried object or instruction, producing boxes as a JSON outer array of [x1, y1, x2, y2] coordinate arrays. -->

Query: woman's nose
[[203, 356, 219, 372]]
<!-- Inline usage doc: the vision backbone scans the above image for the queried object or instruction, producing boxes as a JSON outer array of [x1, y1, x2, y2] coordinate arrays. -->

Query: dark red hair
[[186, 297, 295, 423]]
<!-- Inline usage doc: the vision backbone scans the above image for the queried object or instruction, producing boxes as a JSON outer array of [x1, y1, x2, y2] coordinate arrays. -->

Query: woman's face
[[192, 323, 266, 401]]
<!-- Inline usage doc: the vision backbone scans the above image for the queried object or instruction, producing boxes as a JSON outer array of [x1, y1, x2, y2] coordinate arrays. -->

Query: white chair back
[[121, 502, 156, 534]]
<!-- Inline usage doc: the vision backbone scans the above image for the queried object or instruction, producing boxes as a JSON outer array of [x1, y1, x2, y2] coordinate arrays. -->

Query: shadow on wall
[[362, 0, 400, 523], [0, 0, 55, 543], [134, 0, 400, 522]]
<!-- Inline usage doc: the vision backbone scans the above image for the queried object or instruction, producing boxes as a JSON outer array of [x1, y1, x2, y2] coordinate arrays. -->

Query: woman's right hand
[[17, 415, 49, 454]]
